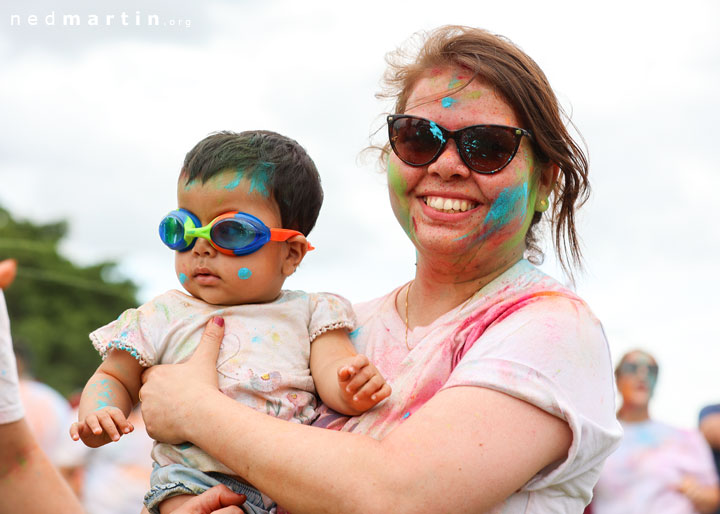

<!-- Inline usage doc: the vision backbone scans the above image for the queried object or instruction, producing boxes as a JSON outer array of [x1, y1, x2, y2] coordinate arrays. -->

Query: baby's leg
[[158, 494, 194, 514]]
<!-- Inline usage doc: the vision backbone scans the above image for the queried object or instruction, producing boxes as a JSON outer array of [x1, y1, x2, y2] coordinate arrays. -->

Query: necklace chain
[[403, 280, 481, 352]]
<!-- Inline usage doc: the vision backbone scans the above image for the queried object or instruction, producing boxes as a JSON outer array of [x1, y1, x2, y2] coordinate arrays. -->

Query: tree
[[0, 206, 138, 397]]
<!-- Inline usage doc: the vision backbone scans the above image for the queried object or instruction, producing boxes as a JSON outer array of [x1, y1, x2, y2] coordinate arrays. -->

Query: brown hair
[[378, 26, 590, 281]]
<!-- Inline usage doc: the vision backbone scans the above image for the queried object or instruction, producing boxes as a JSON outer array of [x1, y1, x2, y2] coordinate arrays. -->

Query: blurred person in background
[[592, 350, 720, 513], [14, 337, 87, 496], [699, 404, 720, 514]]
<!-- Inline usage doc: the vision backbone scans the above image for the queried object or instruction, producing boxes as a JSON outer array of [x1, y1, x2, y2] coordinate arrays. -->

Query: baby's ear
[[281, 235, 309, 277]]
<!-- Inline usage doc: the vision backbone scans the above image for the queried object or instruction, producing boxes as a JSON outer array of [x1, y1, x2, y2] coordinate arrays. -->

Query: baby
[[70, 131, 390, 514]]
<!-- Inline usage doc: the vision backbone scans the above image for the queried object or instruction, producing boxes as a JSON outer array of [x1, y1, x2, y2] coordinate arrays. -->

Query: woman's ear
[[535, 163, 559, 212], [281, 235, 309, 277]]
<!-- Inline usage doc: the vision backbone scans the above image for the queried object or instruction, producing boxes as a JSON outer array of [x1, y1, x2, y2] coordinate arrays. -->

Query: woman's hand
[[169, 485, 246, 514], [140, 317, 225, 444]]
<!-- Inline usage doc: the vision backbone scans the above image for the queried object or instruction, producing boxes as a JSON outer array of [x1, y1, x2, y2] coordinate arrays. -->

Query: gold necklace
[[403, 281, 482, 352], [404, 281, 413, 351]]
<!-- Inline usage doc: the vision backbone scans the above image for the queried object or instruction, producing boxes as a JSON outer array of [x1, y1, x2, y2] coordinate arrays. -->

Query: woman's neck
[[617, 404, 651, 423], [403, 254, 521, 329]]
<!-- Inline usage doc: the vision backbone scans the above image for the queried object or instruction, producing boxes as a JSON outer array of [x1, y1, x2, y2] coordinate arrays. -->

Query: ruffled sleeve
[[307, 293, 357, 343], [89, 293, 177, 367]]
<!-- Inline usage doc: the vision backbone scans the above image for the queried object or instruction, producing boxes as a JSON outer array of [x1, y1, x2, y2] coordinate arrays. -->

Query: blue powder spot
[[483, 183, 528, 233], [98, 391, 111, 399], [224, 169, 244, 190], [179, 273, 188, 284], [237, 268, 252, 280], [428, 121, 445, 144], [402, 411, 411, 419], [99, 379, 109, 385], [441, 97, 457, 109], [95, 400, 109, 410], [448, 77, 461, 88], [249, 162, 274, 197], [251, 336, 262, 344], [348, 327, 362, 342]]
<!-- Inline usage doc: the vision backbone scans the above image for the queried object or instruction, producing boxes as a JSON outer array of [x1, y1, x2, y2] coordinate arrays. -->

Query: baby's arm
[[310, 329, 391, 416], [70, 348, 143, 447]]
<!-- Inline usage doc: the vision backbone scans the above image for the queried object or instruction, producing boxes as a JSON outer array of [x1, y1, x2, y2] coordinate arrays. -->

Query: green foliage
[[0, 206, 138, 397]]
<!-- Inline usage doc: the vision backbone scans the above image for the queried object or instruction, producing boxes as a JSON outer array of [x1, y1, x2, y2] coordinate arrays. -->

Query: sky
[[0, 0, 718, 428]]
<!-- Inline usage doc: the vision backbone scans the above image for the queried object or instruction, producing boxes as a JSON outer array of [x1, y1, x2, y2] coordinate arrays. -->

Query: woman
[[140, 26, 622, 513], [591, 350, 720, 513]]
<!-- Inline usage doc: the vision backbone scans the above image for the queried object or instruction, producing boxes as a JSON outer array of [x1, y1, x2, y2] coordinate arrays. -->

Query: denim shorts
[[144, 463, 271, 514]]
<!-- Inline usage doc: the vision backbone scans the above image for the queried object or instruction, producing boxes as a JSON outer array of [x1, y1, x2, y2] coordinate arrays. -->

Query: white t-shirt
[[0, 291, 23, 424], [90, 289, 355, 474], [314, 260, 623, 512], [593, 419, 719, 514]]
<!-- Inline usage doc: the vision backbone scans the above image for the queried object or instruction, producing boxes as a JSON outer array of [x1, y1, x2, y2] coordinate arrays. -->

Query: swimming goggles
[[387, 114, 534, 174], [158, 209, 313, 256]]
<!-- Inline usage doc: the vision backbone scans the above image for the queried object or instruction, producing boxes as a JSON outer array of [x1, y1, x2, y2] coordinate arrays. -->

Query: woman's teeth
[[424, 196, 476, 213]]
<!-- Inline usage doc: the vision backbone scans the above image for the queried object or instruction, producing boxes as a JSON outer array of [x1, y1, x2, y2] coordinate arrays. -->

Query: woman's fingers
[[188, 317, 226, 367]]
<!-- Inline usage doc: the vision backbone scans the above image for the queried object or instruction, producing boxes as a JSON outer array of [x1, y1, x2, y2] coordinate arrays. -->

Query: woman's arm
[[141, 320, 571, 514]]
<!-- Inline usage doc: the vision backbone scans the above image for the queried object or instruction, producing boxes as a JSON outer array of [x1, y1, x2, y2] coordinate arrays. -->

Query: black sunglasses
[[387, 114, 533, 174]]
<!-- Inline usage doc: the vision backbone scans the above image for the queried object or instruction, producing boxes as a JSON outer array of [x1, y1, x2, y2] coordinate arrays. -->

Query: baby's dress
[[90, 289, 356, 513]]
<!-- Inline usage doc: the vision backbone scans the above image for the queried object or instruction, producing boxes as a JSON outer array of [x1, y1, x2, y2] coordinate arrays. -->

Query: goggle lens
[[159, 216, 187, 247], [388, 115, 530, 174], [210, 218, 258, 251]]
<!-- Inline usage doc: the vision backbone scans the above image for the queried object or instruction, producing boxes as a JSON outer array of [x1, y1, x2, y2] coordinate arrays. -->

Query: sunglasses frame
[[159, 209, 311, 256], [387, 114, 534, 175]]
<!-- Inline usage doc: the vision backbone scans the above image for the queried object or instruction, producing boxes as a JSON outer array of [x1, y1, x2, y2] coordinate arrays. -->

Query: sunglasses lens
[[460, 127, 519, 173], [211, 218, 257, 250], [159, 216, 186, 248], [390, 117, 445, 166]]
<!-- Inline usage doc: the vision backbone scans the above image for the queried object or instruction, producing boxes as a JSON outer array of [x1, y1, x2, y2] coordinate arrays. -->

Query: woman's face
[[387, 67, 555, 278], [616, 351, 659, 409]]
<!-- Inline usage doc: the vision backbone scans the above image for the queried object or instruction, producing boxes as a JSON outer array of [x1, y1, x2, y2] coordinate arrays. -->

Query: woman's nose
[[427, 139, 472, 180]]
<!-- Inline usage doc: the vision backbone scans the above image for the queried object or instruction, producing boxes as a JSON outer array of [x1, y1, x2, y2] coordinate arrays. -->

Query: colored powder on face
[[402, 411, 411, 419], [183, 177, 198, 191], [237, 268, 252, 280], [429, 121, 445, 144], [249, 162, 274, 197], [448, 77, 461, 89], [387, 160, 412, 237], [483, 183, 529, 234], [348, 327, 362, 342], [251, 336, 262, 343], [441, 97, 458, 109], [223, 169, 244, 190], [178, 273, 187, 284], [464, 90, 484, 100]]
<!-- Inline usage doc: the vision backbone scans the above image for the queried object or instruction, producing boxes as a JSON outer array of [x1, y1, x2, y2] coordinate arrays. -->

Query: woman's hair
[[377, 25, 590, 280], [180, 130, 323, 236]]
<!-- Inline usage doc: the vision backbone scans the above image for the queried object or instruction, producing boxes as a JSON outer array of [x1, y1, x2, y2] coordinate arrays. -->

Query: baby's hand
[[69, 406, 134, 447], [337, 354, 391, 413]]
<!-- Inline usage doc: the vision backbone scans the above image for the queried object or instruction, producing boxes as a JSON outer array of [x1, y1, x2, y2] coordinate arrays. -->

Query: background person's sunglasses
[[387, 114, 533, 174]]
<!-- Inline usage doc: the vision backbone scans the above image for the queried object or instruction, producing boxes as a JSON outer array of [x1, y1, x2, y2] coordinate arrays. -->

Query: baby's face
[[174, 169, 289, 305]]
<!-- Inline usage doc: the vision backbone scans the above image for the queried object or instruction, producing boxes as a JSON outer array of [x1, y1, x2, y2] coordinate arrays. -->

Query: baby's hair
[[181, 130, 323, 236]]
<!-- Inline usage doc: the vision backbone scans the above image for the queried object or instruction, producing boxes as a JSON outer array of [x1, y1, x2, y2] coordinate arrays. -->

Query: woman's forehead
[[624, 351, 656, 366]]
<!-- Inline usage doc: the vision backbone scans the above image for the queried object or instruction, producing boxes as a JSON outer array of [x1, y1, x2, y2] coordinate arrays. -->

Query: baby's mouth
[[423, 196, 478, 214]]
